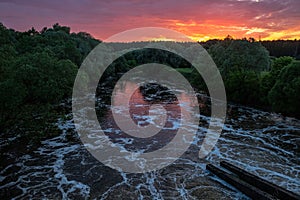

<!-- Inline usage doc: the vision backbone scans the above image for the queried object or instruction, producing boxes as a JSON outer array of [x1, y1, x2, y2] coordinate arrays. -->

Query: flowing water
[[0, 81, 299, 199]]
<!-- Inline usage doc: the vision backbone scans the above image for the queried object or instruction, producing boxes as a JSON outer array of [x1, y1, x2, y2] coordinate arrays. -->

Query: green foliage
[[13, 23, 100, 66], [13, 52, 77, 103], [53, 23, 70, 34], [268, 61, 300, 117], [187, 68, 210, 93], [0, 23, 15, 45], [261, 40, 300, 58], [204, 39, 300, 59], [0, 79, 27, 122], [1, 20, 299, 132], [259, 71, 274, 105], [0, 44, 16, 81], [208, 39, 270, 78], [225, 70, 260, 105], [0, 23, 101, 128], [206, 39, 298, 117], [259, 57, 295, 105], [270, 56, 294, 77]]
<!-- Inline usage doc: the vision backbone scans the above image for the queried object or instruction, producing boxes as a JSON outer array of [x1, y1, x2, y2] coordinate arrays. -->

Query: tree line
[[0, 23, 99, 131], [198, 37, 299, 117], [0, 23, 299, 132], [200, 36, 300, 59]]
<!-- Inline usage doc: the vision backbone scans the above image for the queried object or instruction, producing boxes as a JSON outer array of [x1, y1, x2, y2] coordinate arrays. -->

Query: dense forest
[[200, 38, 300, 111], [200, 36, 300, 59], [200, 37, 300, 116], [0, 23, 299, 144], [0, 23, 99, 143]]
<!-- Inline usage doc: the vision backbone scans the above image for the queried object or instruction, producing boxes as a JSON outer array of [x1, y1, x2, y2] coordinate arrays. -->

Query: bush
[[225, 70, 260, 105], [270, 56, 294, 77], [268, 61, 300, 117], [13, 52, 77, 103], [0, 79, 27, 122], [208, 39, 270, 78]]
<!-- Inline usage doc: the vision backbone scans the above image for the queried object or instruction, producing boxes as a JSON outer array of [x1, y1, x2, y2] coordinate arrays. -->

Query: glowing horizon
[[0, 0, 299, 42]]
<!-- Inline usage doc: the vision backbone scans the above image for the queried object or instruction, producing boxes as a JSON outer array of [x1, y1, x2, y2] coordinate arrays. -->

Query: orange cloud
[[0, 0, 299, 42]]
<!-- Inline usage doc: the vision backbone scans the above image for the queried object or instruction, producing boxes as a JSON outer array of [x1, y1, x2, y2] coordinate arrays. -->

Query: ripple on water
[[1, 98, 299, 199]]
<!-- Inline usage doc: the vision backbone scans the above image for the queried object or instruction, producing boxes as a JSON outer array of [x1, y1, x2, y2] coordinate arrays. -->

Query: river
[[0, 80, 299, 199]]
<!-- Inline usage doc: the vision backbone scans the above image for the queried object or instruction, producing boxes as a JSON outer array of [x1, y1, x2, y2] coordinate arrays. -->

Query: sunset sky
[[0, 0, 299, 41]]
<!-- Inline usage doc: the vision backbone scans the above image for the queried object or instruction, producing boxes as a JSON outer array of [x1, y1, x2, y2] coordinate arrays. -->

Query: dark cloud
[[0, 0, 299, 40]]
